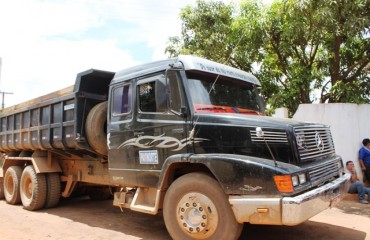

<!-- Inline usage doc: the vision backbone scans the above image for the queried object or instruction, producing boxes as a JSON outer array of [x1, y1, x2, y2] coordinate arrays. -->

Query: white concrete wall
[[273, 107, 289, 118], [293, 103, 370, 180]]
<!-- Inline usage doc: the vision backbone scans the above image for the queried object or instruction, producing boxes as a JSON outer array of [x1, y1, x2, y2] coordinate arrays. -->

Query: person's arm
[[350, 170, 359, 182], [359, 159, 366, 170], [359, 148, 366, 170]]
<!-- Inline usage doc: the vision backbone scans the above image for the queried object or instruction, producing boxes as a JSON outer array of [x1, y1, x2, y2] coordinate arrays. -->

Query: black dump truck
[[0, 55, 349, 240]]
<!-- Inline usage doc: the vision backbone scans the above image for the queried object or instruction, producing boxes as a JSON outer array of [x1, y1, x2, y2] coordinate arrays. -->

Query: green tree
[[166, 0, 370, 114], [166, 1, 236, 66]]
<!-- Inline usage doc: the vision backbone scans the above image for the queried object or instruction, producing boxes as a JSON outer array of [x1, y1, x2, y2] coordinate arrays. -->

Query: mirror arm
[[170, 107, 187, 118]]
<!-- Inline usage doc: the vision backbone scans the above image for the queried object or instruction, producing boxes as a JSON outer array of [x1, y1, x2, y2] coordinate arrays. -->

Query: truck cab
[[0, 55, 349, 240], [104, 55, 349, 239], [107, 56, 263, 187]]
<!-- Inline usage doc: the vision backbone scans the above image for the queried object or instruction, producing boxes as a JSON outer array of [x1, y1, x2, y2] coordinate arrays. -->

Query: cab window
[[137, 74, 166, 113], [112, 84, 132, 115]]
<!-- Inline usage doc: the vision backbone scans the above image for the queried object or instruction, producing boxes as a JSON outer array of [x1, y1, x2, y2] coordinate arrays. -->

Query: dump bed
[[0, 69, 114, 157]]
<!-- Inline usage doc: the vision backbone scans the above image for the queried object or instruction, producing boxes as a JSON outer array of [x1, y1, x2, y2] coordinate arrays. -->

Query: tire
[[20, 165, 47, 211], [163, 173, 243, 240], [44, 173, 61, 208], [0, 182, 4, 200], [3, 166, 23, 205], [85, 101, 108, 155]]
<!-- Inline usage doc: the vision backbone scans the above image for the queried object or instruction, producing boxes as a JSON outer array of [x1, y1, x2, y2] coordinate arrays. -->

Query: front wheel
[[163, 173, 242, 240]]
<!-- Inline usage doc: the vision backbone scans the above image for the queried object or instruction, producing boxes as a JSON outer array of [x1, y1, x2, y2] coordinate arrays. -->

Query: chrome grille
[[294, 126, 335, 161], [250, 130, 288, 143], [308, 160, 339, 186]]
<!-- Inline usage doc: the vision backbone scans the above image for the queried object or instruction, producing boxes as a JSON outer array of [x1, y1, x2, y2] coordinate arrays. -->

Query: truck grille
[[250, 130, 288, 143], [294, 126, 335, 162], [308, 159, 339, 186]]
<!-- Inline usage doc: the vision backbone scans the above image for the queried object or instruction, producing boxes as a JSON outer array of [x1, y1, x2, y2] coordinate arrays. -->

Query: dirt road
[[0, 196, 369, 240]]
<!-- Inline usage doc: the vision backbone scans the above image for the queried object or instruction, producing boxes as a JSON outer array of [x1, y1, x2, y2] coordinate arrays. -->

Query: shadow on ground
[[239, 221, 366, 240], [42, 196, 171, 240], [38, 196, 367, 240], [336, 197, 370, 218]]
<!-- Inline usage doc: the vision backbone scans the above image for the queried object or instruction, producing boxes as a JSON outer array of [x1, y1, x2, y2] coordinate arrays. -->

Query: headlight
[[298, 173, 306, 184], [274, 173, 308, 193], [292, 175, 299, 186]]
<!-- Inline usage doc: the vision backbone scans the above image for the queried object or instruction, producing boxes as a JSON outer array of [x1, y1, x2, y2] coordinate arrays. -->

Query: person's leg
[[365, 187, 370, 200], [365, 165, 370, 183], [348, 182, 367, 202], [363, 170, 367, 183]]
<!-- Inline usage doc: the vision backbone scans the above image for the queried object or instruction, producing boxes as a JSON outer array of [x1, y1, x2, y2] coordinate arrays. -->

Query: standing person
[[346, 161, 369, 204], [359, 138, 370, 183]]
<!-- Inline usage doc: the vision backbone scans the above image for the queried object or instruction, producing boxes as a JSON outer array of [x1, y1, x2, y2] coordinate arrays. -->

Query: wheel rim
[[176, 192, 219, 238], [5, 175, 14, 195], [22, 174, 33, 200]]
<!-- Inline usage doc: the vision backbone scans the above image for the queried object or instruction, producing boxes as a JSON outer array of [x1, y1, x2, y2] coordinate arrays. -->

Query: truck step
[[113, 190, 134, 209], [114, 187, 161, 215], [130, 187, 161, 215]]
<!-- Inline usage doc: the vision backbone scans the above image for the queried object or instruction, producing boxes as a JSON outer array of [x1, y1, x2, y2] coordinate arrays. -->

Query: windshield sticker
[[118, 134, 208, 151], [139, 150, 159, 164], [178, 55, 261, 86], [197, 63, 255, 83]]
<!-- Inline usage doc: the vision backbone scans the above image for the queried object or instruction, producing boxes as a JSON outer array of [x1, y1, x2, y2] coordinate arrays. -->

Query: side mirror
[[180, 106, 188, 118], [170, 106, 187, 118]]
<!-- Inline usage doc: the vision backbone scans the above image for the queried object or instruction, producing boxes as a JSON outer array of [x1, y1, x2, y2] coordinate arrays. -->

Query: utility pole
[[0, 57, 14, 109], [0, 91, 13, 109]]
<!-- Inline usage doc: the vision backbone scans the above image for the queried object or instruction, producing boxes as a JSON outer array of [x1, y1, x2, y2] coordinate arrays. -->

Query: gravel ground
[[0, 195, 369, 240]]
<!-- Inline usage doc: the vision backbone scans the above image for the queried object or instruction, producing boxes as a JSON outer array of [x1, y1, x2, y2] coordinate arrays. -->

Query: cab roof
[[111, 55, 261, 86]]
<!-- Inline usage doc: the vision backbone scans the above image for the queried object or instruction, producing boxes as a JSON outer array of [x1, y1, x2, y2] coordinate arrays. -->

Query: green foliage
[[166, 0, 370, 114], [165, 1, 235, 65]]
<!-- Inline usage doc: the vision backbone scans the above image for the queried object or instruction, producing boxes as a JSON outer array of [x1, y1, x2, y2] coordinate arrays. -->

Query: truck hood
[[193, 113, 326, 129]]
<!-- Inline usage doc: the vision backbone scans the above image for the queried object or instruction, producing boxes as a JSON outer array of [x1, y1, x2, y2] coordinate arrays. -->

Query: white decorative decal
[[240, 185, 263, 192], [118, 134, 207, 151]]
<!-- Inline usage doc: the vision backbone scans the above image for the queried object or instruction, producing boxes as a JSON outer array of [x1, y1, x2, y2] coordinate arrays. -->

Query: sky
[[0, 0, 240, 107]]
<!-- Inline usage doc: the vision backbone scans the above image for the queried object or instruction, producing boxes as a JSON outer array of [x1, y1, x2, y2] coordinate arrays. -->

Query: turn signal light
[[274, 175, 294, 193]]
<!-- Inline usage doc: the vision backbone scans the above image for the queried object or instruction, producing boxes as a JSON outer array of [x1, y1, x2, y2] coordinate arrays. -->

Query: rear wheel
[[4, 166, 23, 205], [0, 182, 4, 200], [163, 173, 243, 240], [20, 165, 47, 211], [44, 173, 61, 208]]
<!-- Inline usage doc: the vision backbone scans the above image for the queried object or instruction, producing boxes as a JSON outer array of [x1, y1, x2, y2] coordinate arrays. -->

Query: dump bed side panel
[[0, 69, 115, 155]]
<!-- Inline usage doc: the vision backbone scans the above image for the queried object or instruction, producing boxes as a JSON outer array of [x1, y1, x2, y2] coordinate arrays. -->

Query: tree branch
[[341, 52, 370, 81], [320, 80, 332, 103], [293, 46, 307, 65], [309, 44, 318, 67], [331, 35, 342, 84], [269, 33, 289, 89]]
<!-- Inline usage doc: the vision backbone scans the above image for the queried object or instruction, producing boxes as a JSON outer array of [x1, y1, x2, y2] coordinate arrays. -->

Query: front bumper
[[229, 173, 350, 225]]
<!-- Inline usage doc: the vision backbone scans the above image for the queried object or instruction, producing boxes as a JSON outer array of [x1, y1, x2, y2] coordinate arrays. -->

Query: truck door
[[108, 71, 189, 187]]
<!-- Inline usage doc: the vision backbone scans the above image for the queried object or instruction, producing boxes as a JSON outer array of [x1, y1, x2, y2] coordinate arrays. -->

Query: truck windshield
[[186, 72, 264, 115]]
